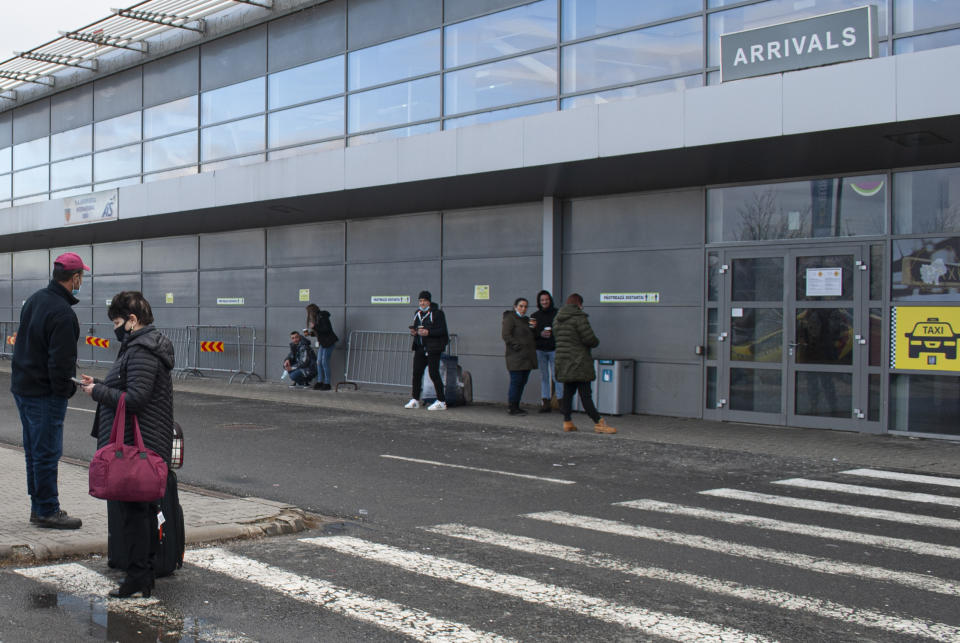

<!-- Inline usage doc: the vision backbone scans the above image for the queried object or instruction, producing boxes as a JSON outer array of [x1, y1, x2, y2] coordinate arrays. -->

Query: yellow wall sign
[[474, 285, 490, 300], [165, 292, 174, 304], [299, 288, 310, 302], [892, 306, 960, 372]]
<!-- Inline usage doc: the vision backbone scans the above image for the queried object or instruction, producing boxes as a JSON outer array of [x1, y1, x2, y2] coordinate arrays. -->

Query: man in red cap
[[11, 252, 89, 529]]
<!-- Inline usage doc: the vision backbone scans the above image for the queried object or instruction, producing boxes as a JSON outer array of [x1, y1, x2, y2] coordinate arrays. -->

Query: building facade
[[0, 0, 958, 438]]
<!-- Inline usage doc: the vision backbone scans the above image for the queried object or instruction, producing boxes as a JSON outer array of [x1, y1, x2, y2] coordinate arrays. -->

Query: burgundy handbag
[[89, 393, 168, 502]]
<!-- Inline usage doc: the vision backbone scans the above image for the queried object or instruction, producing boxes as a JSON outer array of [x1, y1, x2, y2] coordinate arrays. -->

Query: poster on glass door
[[805, 267, 842, 297]]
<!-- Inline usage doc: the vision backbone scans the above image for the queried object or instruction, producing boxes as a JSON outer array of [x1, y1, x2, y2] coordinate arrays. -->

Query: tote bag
[[89, 393, 168, 502]]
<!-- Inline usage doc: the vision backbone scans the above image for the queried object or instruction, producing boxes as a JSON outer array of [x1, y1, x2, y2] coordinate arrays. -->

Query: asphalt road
[[1, 385, 958, 641]]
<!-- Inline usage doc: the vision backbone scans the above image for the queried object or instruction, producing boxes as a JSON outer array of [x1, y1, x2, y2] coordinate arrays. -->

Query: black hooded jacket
[[308, 310, 339, 348], [410, 302, 449, 354], [10, 280, 80, 398], [530, 290, 557, 352], [91, 326, 175, 465]]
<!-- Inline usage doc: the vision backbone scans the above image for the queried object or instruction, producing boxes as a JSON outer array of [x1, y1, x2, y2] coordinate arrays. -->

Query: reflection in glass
[[201, 116, 264, 162], [731, 307, 783, 363], [890, 373, 960, 435], [349, 30, 440, 90], [348, 77, 440, 134], [348, 122, 439, 146], [0, 175, 10, 201], [202, 154, 265, 172], [561, 75, 702, 109], [895, 0, 960, 33], [730, 368, 781, 413], [0, 147, 9, 174], [269, 56, 344, 109], [13, 166, 48, 197], [868, 373, 880, 422], [445, 0, 556, 68], [795, 255, 854, 301], [443, 101, 553, 129], [51, 156, 91, 190], [94, 112, 141, 151], [795, 308, 854, 365], [894, 167, 960, 234], [870, 308, 881, 367], [706, 308, 718, 359], [707, 252, 720, 302], [144, 96, 198, 139], [562, 18, 702, 94], [707, 0, 890, 66], [891, 237, 960, 301], [268, 98, 344, 149], [445, 51, 556, 115], [201, 78, 265, 125], [13, 194, 46, 206], [870, 245, 884, 300], [51, 125, 92, 161], [94, 144, 140, 182], [731, 257, 783, 301], [268, 140, 344, 160], [13, 137, 49, 169], [144, 132, 197, 173], [144, 166, 197, 183], [893, 27, 960, 53], [563, 0, 701, 40], [795, 371, 851, 417], [95, 177, 140, 191], [51, 186, 91, 200], [706, 366, 717, 409], [707, 175, 885, 242]]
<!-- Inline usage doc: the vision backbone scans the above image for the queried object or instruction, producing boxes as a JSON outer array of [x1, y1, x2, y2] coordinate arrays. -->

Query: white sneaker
[[427, 400, 447, 411], [404, 399, 420, 409]]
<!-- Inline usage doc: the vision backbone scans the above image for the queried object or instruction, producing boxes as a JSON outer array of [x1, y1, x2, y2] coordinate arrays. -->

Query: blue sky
[[0, 1, 119, 61]]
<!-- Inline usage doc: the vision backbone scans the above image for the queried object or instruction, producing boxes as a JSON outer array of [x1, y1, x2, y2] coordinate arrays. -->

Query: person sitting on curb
[[553, 293, 616, 434], [283, 331, 317, 388]]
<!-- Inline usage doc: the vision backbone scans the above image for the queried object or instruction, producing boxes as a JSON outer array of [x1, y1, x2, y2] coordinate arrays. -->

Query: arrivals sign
[[721, 6, 877, 82]]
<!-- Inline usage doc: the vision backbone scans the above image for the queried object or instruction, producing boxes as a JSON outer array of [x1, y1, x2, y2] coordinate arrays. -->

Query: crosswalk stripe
[[773, 478, 960, 507], [616, 498, 960, 559], [13, 563, 253, 643], [700, 488, 960, 531], [186, 548, 514, 643], [524, 511, 960, 597], [841, 469, 960, 489], [424, 523, 960, 642], [301, 536, 774, 643]]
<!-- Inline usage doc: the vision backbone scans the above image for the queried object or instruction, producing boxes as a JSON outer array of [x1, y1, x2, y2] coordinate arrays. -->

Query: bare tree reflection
[[736, 191, 809, 241]]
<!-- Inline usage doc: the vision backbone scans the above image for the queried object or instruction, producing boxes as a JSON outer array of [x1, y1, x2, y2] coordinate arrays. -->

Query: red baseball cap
[[53, 252, 90, 272]]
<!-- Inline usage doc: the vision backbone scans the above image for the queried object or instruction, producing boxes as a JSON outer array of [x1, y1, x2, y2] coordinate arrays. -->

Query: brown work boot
[[562, 420, 577, 432], [593, 418, 617, 434]]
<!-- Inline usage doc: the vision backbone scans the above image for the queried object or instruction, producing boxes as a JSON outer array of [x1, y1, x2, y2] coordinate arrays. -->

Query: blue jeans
[[536, 350, 559, 399], [289, 368, 314, 385], [316, 345, 334, 385], [508, 370, 531, 404], [14, 394, 68, 517]]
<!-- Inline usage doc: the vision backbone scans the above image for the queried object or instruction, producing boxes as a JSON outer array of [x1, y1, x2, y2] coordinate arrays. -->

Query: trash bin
[[571, 359, 634, 415]]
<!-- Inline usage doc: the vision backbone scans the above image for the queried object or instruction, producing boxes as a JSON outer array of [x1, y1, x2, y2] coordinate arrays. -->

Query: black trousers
[[412, 350, 445, 402], [561, 381, 600, 423], [119, 501, 154, 584]]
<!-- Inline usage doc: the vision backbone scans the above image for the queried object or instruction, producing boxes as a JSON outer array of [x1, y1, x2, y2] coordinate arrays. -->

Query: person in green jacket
[[553, 293, 616, 434], [501, 298, 538, 415]]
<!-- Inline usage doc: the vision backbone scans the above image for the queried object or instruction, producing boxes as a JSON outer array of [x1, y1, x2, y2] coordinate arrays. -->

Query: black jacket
[[92, 326, 175, 465], [410, 303, 448, 354], [308, 311, 338, 348], [11, 280, 80, 398], [531, 291, 557, 352], [285, 338, 317, 375]]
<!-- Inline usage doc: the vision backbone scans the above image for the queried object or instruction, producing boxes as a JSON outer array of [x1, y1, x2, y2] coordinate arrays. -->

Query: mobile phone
[[70, 376, 85, 385]]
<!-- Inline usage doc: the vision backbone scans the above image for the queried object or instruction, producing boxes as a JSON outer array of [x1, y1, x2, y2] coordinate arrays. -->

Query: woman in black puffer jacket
[[80, 291, 174, 599]]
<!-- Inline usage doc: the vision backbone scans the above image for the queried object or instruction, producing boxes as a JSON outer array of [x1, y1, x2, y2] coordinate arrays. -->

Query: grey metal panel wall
[[142, 272, 199, 308], [442, 256, 540, 308], [0, 309, 13, 322], [12, 100, 50, 144], [442, 306, 505, 356], [443, 0, 531, 23], [634, 363, 703, 416], [346, 213, 441, 262], [0, 281, 12, 308], [93, 241, 141, 276], [199, 269, 265, 307], [346, 261, 441, 307], [266, 306, 345, 346], [94, 68, 142, 121], [580, 305, 700, 362], [0, 112, 10, 148], [200, 25, 268, 91], [143, 49, 200, 108], [13, 250, 48, 279], [268, 1, 346, 73], [51, 85, 93, 134], [563, 248, 702, 307], [14, 280, 47, 306], [143, 236, 198, 272], [0, 253, 11, 279], [266, 222, 344, 266], [153, 307, 198, 327], [442, 203, 541, 257], [199, 306, 264, 327], [200, 230, 265, 269], [93, 275, 143, 310], [347, 0, 441, 49], [266, 265, 345, 307]]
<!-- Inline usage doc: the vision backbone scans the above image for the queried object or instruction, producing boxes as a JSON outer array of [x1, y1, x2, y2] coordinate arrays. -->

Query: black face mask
[[114, 326, 128, 343]]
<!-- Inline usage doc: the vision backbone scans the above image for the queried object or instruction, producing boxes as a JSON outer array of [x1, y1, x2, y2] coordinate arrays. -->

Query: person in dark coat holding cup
[[502, 297, 538, 416]]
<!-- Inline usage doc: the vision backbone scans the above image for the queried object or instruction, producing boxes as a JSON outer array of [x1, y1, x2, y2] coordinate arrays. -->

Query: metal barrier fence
[[0, 321, 18, 360], [179, 325, 261, 384], [343, 330, 459, 388]]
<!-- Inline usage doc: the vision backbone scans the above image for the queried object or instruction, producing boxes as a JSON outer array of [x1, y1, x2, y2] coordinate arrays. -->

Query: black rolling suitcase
[[107, 470, 185, 577]]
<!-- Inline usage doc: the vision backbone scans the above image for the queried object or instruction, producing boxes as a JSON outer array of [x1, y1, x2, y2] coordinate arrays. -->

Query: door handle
[[717, 332, 728, 342], [854, 334, 866, 345]]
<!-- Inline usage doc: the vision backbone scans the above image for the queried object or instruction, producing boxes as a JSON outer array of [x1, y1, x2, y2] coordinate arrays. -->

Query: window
[[890, 374, 960, 436], [269, 56, 344, 109], [0, 147, 9, 174], [144, 132, 197, 173], [892, 237, 960, 301], [13, 166, 47, 198], [51, 125, 92, 162], [562, 0, 701, 41], [348, 122, 439, 146], [562, 18, 702, 93], [95, 112, 141, 151], [894, 27, 960, 53], [894, 167, 960, 234], [145, 96, 198, 139], [51, 156, 91, 190], [348, 77, 441, 133], [445, 51, 557, 116], [894, 0, 960, 33], [94, 144, 141, 182], [561, 75, 702, 109], [445, 0, 556, 68], [348, 30, 440, 91], [13, 137, 48, 170], [444, 101, 554, 129], [201, 78, 265, 125], [0, 175, 10, 201], [269, 97, 344, 148], [201, 116, 265, 161]]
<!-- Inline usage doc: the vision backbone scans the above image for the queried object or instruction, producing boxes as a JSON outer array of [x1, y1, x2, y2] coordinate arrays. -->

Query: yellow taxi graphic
[[904, 317, 960, 360]]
